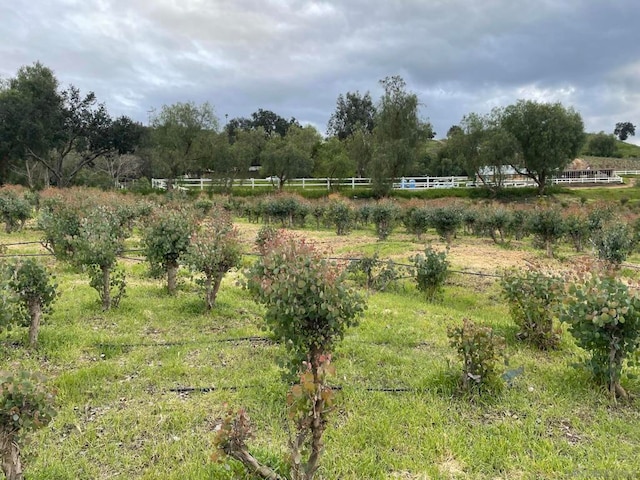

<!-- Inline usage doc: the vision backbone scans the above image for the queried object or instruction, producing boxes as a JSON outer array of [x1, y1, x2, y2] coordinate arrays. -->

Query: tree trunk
[[205, 274, 223, 311], [226, 446, 284, 480], [0, 435, 23, 480], [102, 265, 112, 311], [167, 262, 178, 295], [28, 299, 42, 349]]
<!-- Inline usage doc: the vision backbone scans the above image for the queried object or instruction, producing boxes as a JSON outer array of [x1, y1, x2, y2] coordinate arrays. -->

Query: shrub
[[528, 208, 564, 257], [429, 205, 463, 245], [403, 206, 431, 239], [38, 201, 83, 261], [501, 267, 562, 349], [371, 200, 400, 240], [560, 274, 640, 400], [184, 212, 242, 310], [74, 206, 129, 310], [247, 233, 365, 371], [447, 318, 506, 393], [591, 222, 635, 268], [563, 211, 590, 252], [142, 205, 197, 294], [0, 370, 56, 480], [5, 259, 58, 348], [411, 246, 449, 302], [507, 208, 530, 241], [347, 252, 400, 291], [327, 199, 353, 236], [476, 207, 512, 244], [0, 189, 31, 233], [219, 233, 365, 479]]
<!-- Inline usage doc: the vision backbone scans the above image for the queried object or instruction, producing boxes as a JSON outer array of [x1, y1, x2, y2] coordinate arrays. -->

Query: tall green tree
[[261, 125, 321, 189], [0, 62, 142, 187], [326, 91, 376, 140], [500, 100, 585, 195], [314, 137, 355, 188], [150, 101, 218, 189], [369, 76, 433, 196], [344, 126, 374, 177]]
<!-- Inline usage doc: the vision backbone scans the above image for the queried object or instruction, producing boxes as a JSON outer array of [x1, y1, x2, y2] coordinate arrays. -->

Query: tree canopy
[[326, 91, 376, 140], [0, 62, 143, 187], [369, 76, 433, 196], [500, 100, 585, 194], [614, 122, 636, 141], [149, 101, 218, 187]]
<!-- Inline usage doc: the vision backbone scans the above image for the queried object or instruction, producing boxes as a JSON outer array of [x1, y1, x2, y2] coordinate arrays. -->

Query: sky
[[2, 0, 640, 143]]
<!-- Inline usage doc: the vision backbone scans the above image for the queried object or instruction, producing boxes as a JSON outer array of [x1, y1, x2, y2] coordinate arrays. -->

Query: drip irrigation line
[[0, 253, 54, 258], [449, 269, 501, 278], [96, 335, 273, 349], [0, 241, 43, 246], [168, 384, 421, 394]]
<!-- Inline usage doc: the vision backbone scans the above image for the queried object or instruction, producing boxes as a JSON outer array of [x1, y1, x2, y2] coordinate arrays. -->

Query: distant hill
[[580, 133, 640, 158]]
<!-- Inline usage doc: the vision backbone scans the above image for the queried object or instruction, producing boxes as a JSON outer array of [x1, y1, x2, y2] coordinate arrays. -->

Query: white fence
[[151, 173, 625, 192]]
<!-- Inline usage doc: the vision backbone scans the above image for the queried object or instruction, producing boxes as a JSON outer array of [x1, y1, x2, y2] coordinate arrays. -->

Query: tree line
[[1, 62, 636, 196]]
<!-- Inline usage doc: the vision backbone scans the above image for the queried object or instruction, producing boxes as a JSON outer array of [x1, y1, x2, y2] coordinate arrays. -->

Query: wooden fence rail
[[151, 173, 625, 191]]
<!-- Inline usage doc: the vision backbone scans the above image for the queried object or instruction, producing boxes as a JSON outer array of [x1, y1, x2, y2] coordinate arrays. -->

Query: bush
[[142, 205, 197, 294], [563, 210, 590, 252], [0, 189, 31, 233], [184, 211, 242, 310], [4, 259, 58, 348], [74, 206, 129, 310], [501, 267, 562, 349], [403, 206, 431, 239], [429, 205, 463, 244], [411, 246, 449, 302], [0, 370, 56, 480], [476, 207, 512, 244], [560, 274, 640, 399], [371, 200, 400, 240], [447, 318, 506, 394], [347, 252, 400, 291], [528, 208, 564, 257], [221, 233, 365, 479], [327, 199, 353, 236], [591, 222, 635, 268]]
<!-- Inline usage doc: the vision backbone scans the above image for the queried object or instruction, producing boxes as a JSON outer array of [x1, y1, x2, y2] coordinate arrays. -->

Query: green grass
[[2, 219, 640, 479]]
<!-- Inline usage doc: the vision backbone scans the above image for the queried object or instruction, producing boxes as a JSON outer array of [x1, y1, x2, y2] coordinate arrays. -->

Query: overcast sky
[[2, 0, 639, 143]]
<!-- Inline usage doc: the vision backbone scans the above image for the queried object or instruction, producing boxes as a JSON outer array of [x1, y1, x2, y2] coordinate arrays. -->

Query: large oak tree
[[0, 62, 142, 187]]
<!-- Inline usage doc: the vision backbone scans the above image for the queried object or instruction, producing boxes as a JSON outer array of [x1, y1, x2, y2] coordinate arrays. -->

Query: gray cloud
[[2, 0, 639, 142]]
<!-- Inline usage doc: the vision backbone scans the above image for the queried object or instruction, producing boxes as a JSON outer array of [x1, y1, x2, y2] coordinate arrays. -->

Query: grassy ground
[[2, 215, 640, 479]]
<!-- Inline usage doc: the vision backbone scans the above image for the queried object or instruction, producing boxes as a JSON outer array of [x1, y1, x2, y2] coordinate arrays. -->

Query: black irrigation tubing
[[0, 241, 43, 246], [168, 385, 421, 394], [0, 252, 54, 257], [96, 335, 273, 349]]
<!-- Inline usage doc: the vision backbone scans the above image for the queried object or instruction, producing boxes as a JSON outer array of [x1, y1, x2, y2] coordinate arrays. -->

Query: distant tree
[[0, 62, 143, 187], [447, 125, 463, 138], [614, 122, 636, 141], [500, 100, 585, 195], [227, 109, 299, 141], [261, 125, 321, 189], [370, 76, 433, 196], [344, 126, 374, 177], [327, 91, 376, 140], [150, 101, 218, 189], [206, 128, 267, 188], [446, 112, 519, 192], [314, 137, 355, 188], [587, 132, 617, 157]]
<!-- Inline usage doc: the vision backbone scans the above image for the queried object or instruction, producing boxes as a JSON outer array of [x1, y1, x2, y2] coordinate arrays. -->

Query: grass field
[[3, 204, 640, 479]]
